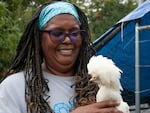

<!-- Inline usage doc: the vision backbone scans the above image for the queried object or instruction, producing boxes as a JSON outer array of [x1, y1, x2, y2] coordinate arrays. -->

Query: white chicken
[[87, 55, 130, 113]]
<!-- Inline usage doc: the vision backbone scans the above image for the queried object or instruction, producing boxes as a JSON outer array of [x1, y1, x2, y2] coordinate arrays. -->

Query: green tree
[[0, 2, 21, 75]]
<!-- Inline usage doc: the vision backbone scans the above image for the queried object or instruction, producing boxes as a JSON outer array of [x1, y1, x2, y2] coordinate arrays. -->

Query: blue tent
[[94, 0, 150, 107]]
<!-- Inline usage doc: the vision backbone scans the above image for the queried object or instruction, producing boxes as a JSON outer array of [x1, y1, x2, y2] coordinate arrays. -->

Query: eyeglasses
[[41, 29, 86, 43]]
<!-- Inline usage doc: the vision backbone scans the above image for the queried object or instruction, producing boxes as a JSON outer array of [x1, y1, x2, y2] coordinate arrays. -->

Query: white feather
[[87, 55, 130, 113]]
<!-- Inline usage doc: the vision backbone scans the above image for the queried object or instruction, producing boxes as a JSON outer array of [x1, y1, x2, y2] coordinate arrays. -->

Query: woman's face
[[41, 14, 82, 76]]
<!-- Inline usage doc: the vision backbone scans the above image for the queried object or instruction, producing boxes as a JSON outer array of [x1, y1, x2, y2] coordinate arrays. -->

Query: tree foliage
[[0, 2, 20, 74], [0, 0, 137, 76]]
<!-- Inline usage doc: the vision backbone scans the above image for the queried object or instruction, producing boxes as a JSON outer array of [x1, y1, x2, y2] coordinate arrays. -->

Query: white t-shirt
[[0, 71, 75, 113]]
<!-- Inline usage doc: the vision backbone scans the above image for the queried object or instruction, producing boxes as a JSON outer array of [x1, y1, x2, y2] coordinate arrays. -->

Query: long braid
[[24, 3, 55, 113], [25, 16, 52, 113], [73, 4, 99, 108]]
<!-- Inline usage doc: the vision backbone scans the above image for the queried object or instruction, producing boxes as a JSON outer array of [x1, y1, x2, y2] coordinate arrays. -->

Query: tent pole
[[94, 22, 129, 50], [135, 21, 140, 113]]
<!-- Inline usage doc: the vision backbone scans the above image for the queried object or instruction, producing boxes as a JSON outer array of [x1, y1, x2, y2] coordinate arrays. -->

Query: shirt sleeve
[[0, 73, 26, 113]]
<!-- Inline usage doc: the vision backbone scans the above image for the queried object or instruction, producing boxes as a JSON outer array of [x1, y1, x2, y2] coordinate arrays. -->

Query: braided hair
[[2, 1, 98, 113]]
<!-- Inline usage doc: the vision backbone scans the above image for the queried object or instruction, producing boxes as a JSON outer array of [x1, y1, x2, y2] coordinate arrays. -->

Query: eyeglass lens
[[42, 30, 86, 43]]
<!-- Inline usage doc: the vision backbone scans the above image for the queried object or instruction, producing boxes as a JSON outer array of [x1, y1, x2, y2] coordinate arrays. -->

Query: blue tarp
[[94, 0, 150, 105]]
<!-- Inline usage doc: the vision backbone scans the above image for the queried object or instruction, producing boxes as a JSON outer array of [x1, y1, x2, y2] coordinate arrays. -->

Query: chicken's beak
[[90, 76, 98, 81]]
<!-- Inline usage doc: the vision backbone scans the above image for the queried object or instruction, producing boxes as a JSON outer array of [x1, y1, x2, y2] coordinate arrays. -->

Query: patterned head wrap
[[38, 1, 80, 29]]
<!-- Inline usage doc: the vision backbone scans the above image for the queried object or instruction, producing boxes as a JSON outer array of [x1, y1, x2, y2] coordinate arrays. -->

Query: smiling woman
[[0, 1, 122, 113], [41, 14, 82, 76]]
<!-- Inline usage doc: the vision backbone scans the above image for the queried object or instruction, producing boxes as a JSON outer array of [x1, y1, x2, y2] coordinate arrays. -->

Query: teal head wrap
[[38, 1, 80, 30]]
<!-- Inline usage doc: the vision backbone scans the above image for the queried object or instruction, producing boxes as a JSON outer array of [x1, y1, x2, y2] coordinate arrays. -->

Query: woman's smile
[[58, 49, 73, 55]]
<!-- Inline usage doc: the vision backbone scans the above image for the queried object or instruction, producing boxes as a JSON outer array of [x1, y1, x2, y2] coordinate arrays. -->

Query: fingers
[[71, 100, 123, 113], [99, 107, 123, 113], [95, 100, 120, 108], [95, 100, 123, 113]]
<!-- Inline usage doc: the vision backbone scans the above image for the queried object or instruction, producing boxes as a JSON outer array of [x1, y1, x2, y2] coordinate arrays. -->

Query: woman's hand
[[71, 100, 123, 113]]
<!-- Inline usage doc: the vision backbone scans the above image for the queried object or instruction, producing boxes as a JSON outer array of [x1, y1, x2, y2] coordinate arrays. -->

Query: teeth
[[59, 50, 72, 54]]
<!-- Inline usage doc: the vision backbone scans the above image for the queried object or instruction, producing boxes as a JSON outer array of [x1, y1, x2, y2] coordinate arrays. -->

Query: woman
[[0, 1, 122, 113]]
